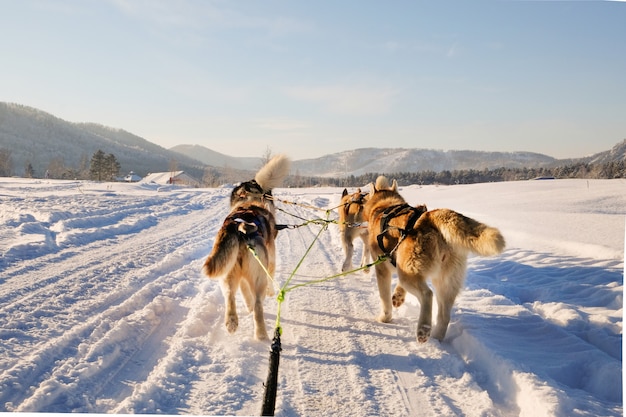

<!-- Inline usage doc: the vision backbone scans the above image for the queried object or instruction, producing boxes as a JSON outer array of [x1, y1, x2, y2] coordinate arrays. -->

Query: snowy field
[[0, 177, 623, 416]]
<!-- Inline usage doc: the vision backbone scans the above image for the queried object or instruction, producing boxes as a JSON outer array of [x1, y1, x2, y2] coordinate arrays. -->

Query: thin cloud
[[286, 83, 398, 116], [379, 39, 459, 58], [447, 42, 459, 58], [107, 0, 313, 35], [253, 118, 311, 131]]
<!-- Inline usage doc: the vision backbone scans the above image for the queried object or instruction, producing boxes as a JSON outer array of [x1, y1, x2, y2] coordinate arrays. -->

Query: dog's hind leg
[[341, 231, 355, 272], [239, 278, 255, 313], [431, 257, 465, 341], [431, 292, 455, 342], [221, 273, 240, 334], [374, 261, 394, 323], [265, 250, 276, 297], [252, 274, 269, 341], [398, 271, 433, 343], [359, 232, 371, 273]]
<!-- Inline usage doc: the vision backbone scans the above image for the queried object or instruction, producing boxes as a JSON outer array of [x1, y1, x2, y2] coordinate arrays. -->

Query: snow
[[0, 177, 623, 416]]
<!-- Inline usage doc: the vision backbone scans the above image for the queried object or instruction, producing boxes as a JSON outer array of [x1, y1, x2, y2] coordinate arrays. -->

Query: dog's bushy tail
[[202, 228, 240, 278], [255, 154, 291, 191], [431, 209, 505, 256]]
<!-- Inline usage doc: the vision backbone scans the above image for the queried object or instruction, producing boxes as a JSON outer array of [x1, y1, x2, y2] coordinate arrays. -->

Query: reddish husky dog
[[363, 176, 505, 343], [338, 188, 371, 273]]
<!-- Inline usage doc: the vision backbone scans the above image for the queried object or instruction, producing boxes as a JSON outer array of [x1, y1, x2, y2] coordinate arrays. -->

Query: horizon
[[1, 1, 625, 160], [172, 141, 621, 162], [3, 100, 623, 164]]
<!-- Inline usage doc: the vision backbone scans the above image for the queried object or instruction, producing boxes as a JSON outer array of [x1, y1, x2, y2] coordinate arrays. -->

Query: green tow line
[[250, 209, 389, 415]]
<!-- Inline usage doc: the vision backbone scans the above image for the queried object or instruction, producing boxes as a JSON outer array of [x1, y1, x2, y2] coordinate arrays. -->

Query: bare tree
[[48, 157, 68, 179], [260, 146, 273, 168], [0, 148, 14, 177], [169, 158, 178, 174], [202, 166, 220, 187]]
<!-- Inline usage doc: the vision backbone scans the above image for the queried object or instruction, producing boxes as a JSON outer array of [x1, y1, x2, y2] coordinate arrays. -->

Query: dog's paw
[[341, 261, 352, 273], [431, 325, 447, 342], [392, 293, 405, 308], [377, 312, 392, 323], [392, 286, 406, 308], [225, 315, 238, 333], [417, 324, 431, 343], [256, 331, 270, 342]]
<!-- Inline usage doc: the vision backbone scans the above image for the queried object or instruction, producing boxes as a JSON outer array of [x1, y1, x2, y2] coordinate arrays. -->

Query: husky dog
[[363, 176, 505, 343], [339, 188, 371, 273], [202, 154, 290, 341]]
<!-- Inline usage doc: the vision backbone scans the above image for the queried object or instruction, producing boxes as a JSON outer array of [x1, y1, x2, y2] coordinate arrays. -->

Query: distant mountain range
[[169, 144, 261, 171], [173, 140, 625, 178], [1, 102, 624, 179]]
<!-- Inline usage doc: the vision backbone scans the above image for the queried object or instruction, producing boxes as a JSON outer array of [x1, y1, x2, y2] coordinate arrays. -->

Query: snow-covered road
[[0, 178, 623, 416]]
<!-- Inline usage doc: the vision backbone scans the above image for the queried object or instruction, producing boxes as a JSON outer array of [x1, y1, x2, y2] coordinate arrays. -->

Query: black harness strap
[[376, 203, 427, 266], [343, 192, 368, 216], [228, 207, 270, 241]]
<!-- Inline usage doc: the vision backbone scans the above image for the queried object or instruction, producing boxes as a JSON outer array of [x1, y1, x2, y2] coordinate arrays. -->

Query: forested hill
[[0, 103, 206, 179]]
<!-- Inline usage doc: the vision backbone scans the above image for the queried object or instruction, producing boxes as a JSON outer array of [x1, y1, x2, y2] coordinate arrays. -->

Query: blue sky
[[1, 1, 624, 160]]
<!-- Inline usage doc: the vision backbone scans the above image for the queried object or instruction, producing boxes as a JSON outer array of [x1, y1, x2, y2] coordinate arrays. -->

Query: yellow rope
[[245, 196, 385, 334], [247, 213, 389, 334]]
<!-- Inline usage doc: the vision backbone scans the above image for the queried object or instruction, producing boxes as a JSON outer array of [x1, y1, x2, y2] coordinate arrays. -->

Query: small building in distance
[[142, 171, 201, 187], [124, 171, 142, 182]]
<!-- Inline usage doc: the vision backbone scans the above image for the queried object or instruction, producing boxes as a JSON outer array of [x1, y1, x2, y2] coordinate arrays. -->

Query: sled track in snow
[[0, 191, 229, 411], [253, 196, 506, 417]]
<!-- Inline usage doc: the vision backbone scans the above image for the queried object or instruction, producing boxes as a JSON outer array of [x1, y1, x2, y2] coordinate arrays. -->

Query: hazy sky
[[2, 1, 624, 160]]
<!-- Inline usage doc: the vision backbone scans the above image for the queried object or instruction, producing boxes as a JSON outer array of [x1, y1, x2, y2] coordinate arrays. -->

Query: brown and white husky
[[202, 154, 290, 341]]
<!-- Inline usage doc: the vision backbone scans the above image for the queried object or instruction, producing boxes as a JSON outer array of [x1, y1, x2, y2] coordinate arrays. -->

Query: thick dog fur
[[339, 188, 371, 273], [363, 176, 505, 343], [202, 154, 290, 341]]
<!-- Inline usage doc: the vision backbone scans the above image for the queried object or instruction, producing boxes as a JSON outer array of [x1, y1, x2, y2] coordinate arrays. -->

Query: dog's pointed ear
[[342, 188, 348, 197], [391, 179, 398, 191], [368, 182, 376, 196], [356, 188, 361, 193]]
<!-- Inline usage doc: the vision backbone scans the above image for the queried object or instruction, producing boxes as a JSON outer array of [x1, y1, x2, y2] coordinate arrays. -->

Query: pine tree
[[89, 150, 106, 181], [25, 162, 35, 178], [104, 153, 121, 180]]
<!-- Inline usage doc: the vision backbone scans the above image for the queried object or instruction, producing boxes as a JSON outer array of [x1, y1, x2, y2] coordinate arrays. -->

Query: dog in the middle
[[362, 175, 505, 343], [202, 154, 290, 341], [338, 188, 371, 273]]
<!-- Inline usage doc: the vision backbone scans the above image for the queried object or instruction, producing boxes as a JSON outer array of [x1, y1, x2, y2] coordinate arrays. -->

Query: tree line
[[283, 159, 626, 188], [1, 146, 624, 186], [0, 148, 121, 181]]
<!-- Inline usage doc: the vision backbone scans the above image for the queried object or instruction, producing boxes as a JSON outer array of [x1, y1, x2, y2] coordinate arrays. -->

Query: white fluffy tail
[[255, 154, 291, 191], [373, 175, 397, 192]]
